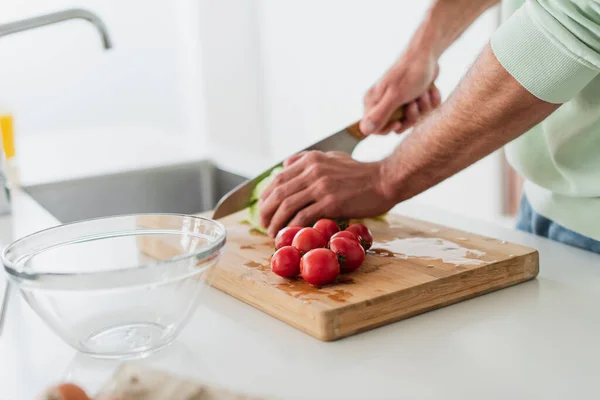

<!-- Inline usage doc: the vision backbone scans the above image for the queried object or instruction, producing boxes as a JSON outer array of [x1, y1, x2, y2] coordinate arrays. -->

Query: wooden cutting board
[[138, 211, 538, 341]]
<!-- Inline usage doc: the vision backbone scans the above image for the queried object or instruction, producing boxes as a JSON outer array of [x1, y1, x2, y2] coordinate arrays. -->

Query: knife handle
[[347, 107, 405, 139]]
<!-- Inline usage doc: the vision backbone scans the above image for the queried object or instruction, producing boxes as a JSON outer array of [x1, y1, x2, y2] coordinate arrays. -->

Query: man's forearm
[[380, 44, 560, 203], [409, 0, 500, 59]]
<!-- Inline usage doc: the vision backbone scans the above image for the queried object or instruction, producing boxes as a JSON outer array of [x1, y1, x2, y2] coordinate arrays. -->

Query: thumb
[[360, 90, 403, 135]]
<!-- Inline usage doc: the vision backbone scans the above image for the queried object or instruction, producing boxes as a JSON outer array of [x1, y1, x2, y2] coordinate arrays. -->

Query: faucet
[[0, 9, 112, 215], [0, 8, 112, 49]]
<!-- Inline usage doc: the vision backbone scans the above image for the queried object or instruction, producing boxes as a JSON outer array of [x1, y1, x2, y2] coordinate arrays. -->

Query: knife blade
[[212, 108, 405, 220]]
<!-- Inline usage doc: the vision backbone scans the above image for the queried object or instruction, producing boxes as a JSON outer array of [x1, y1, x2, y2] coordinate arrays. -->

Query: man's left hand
[[259, 151, 395, 237]]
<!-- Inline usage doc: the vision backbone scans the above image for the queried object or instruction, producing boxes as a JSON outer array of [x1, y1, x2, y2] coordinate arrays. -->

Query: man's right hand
[[360, 50, 441, 136]]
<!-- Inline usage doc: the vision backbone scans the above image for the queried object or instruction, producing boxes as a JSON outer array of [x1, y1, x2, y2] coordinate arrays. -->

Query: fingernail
[[360, 119, 376, 134]]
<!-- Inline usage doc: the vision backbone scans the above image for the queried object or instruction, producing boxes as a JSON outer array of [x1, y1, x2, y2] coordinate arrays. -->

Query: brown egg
[[39, 383, 91, 400]]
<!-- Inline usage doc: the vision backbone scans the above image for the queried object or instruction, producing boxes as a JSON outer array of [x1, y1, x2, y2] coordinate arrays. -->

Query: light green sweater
[[491, 0, 600, 240]]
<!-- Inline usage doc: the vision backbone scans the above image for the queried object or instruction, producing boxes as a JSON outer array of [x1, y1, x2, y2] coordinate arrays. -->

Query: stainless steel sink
[[23, 161, 248, 223]]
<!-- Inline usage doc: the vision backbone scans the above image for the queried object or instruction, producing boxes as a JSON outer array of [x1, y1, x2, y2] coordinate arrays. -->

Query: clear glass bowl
[[2, 214, 226, 359]]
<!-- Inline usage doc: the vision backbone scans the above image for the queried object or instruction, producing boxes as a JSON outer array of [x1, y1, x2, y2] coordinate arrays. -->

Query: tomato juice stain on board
[[275, 277, 354, 303], [275, 281, 320, 303], [369, 237, 488, 266], [328, 289, 352, 303], [243, 260, 269, 272], [369, 248, 396, 258], [358, 262, 381, 274]]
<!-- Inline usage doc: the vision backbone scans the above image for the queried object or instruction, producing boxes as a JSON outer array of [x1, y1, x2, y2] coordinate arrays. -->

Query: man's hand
[[362, 54, 441, 135], [361, 0, 501, 136], [259, 151, 395, 237]]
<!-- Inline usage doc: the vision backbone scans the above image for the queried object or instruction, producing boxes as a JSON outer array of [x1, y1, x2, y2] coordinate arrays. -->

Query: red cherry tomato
[[330, 230, 360, 243], [300, 248, 340, 286], [329, 237, 365, 272], [40, 383, 92, 400], [312, 219, 340, 241], [292, 227, 327, 254], [275, 226, 303, 249], [346, 223, 373, 250], [271, 246, 301, 278]]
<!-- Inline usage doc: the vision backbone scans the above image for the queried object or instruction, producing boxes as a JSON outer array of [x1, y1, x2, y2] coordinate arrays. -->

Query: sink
[[23, 161, 248, 223]]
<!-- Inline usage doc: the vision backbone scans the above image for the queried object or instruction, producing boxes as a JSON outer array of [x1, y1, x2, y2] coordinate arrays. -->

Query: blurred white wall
[[0, 0, 200, 137], [0, 0, 506, 224]]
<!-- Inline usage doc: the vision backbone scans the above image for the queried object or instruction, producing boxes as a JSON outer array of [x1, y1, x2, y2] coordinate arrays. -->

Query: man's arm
[[379, 43, 560, 204], [363, 0, 499, 135], [415, 0, 499, 59], [259, 0, 600, 236], [259, 44, 558, 236]]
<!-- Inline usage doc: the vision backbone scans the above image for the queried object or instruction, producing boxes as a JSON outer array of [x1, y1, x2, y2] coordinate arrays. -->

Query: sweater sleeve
[[491, 0, 600, 104]]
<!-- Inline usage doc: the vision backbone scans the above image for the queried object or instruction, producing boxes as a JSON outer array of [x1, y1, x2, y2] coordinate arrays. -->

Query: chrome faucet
[[0, 9, 112, 215], [0, 9, 112, 49]]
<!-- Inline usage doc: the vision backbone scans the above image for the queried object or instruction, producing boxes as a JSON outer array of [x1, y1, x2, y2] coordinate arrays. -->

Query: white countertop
[[2, 183, 600, 399]]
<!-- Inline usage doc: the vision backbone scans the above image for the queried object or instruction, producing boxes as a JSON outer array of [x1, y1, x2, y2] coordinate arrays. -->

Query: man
[[259, 0, 600, 254]]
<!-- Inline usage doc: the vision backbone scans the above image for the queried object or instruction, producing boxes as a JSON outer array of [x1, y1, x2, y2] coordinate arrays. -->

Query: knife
[[212, 107, 405, 220]]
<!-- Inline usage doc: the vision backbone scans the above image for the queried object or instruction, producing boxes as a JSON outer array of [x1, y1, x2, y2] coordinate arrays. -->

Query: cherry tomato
[[330, 230, 360, 243], [292, 227, 327, 254], [329, 237, 365, 272], [300, 248, 340, 286], [271, 246, 301, 278], [275, 226, 303, 249], [40, 383, 91, 400], [312, 219, 340, 241], [346, 223, 373, 250]]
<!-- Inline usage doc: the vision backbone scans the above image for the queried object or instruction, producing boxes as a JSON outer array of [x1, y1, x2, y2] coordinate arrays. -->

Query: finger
[[360, 90, 402, 135], [326, 151, 349, 158], [364, 82, 385, 110], [260, 174, 307, 229], [417, 91, 432, 114], [288, 202, 327, 228], [429, 86, 442, 108], [260, 156, 308, 201], [373, 121, 398, 135], [403, 101, 420, 126], [390, 121, 403, 134], [284, 151, 307, 168], [363, 86, 377, 109], [268, 189, 314, 236]]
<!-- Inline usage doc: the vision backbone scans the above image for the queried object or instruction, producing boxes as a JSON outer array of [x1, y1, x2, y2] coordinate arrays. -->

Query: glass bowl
[[2, 214, 226, 359]]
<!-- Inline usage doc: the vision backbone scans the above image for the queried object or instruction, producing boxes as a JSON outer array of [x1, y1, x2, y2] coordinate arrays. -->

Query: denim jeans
[[516, 195, 600, 254]]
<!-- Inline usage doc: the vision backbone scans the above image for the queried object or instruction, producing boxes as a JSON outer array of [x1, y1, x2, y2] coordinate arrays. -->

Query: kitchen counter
[[2, 186, 600, 399]]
